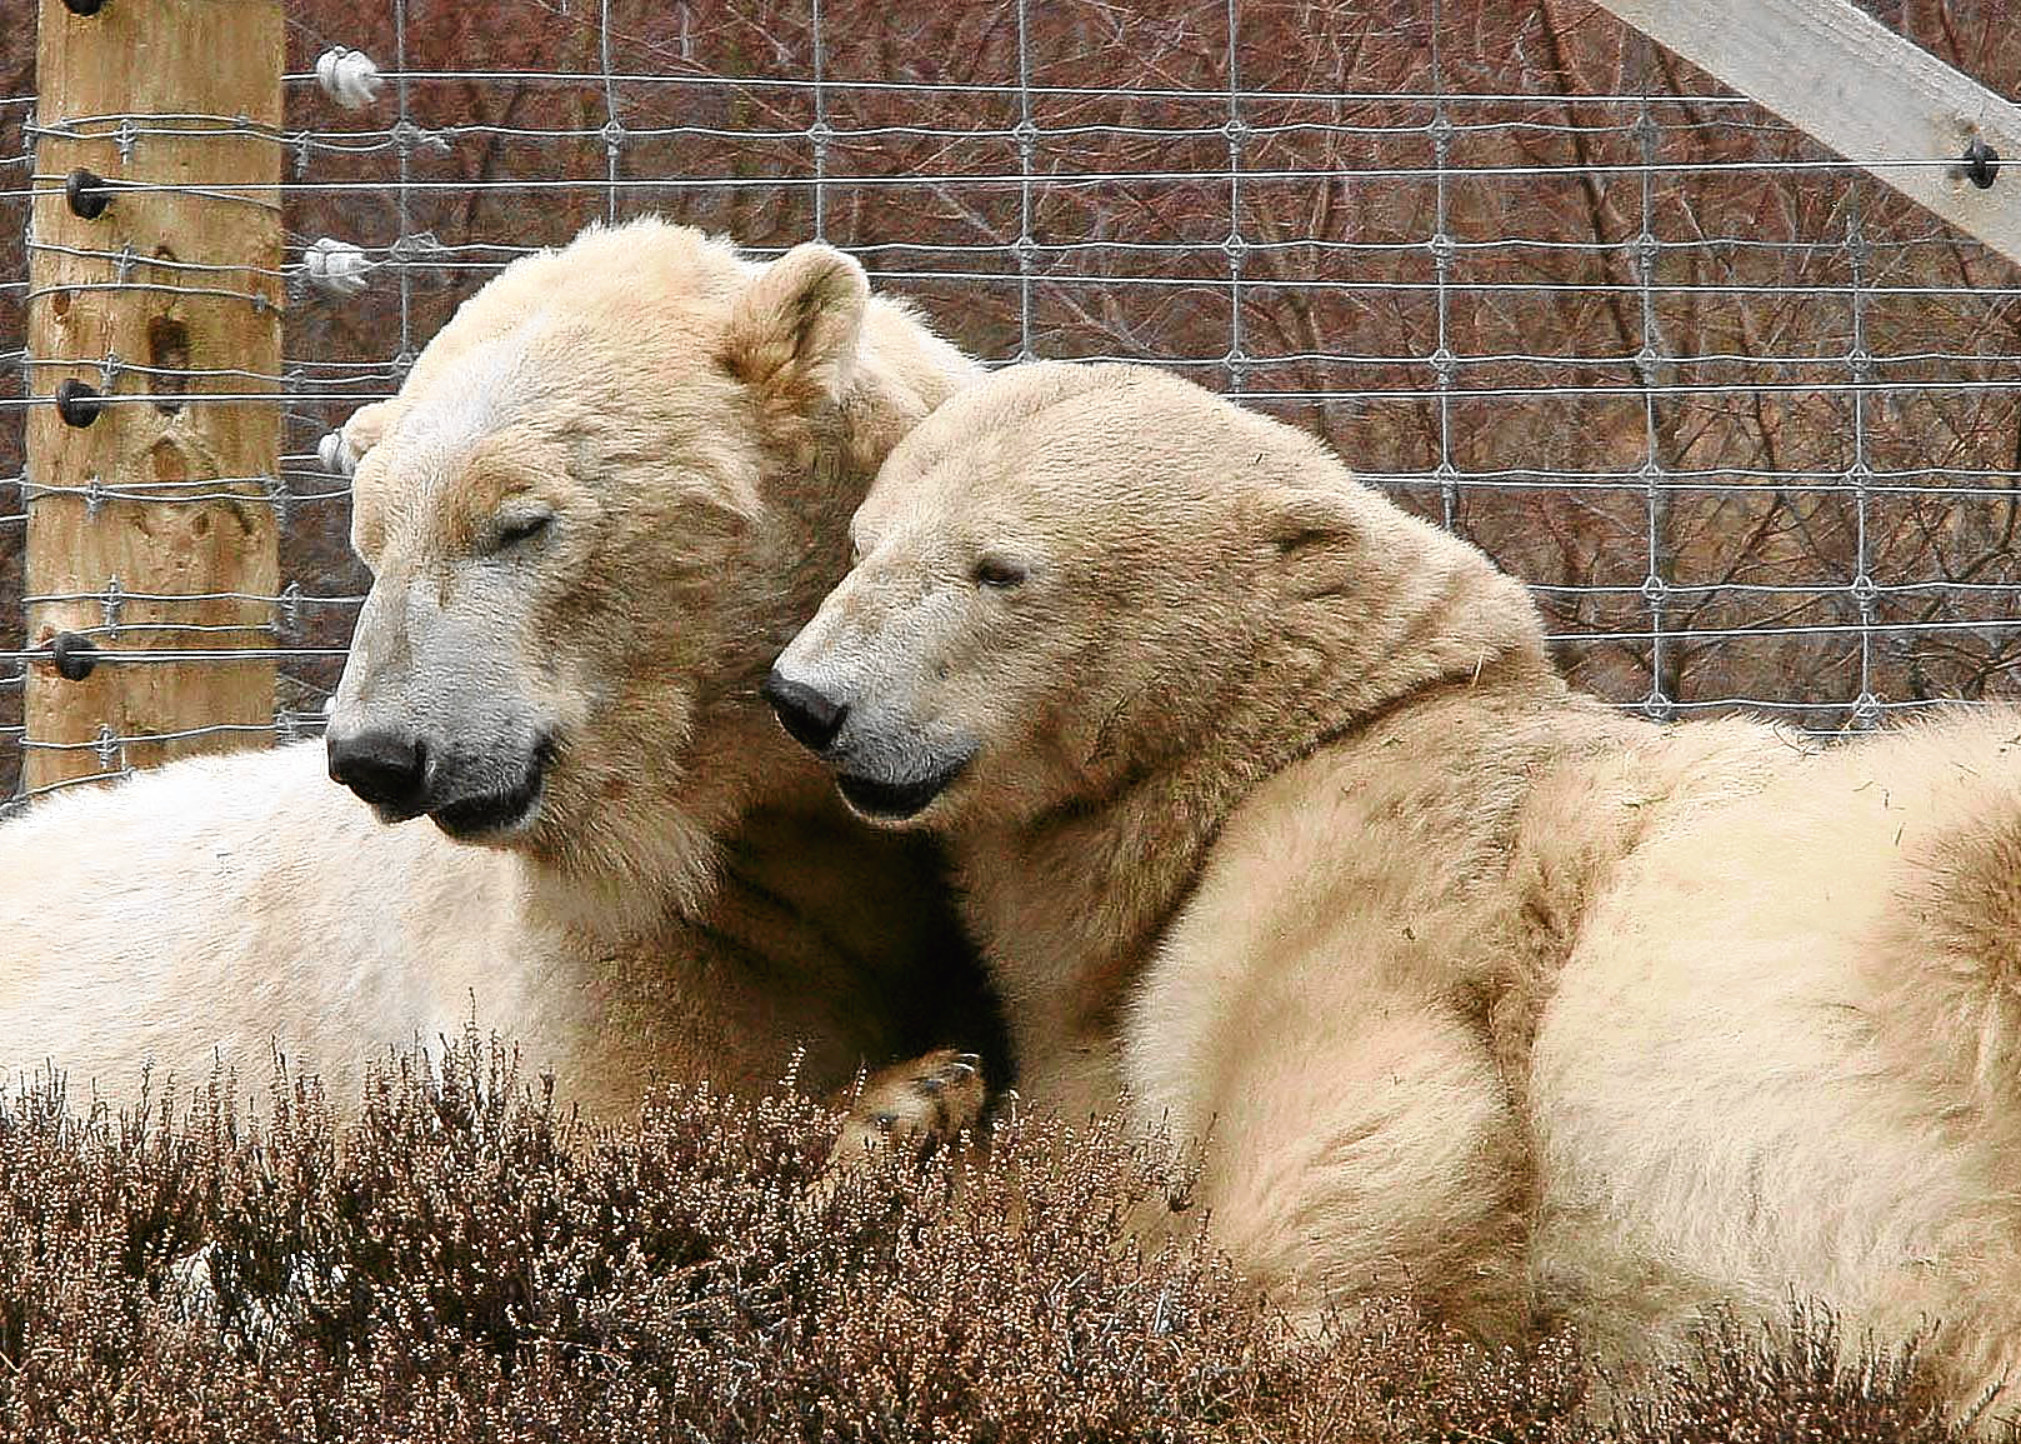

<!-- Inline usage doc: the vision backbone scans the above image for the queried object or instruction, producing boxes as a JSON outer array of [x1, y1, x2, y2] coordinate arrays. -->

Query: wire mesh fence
[[2, 0, 2018, 803]]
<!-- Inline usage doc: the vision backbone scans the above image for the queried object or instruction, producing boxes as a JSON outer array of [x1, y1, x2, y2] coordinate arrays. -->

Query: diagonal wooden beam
[[1591, 0, 2021, 266]]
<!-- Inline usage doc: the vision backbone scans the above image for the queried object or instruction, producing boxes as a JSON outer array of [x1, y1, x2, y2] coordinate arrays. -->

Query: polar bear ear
[[1253, 486, 1367, 601], [1256, 486, 1360, 558], [721, 242, 870, 405]]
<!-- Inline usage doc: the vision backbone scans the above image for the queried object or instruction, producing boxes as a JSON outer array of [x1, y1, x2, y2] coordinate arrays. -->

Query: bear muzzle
[[764, 663, 977, 824], [328, 726, 554, 840]]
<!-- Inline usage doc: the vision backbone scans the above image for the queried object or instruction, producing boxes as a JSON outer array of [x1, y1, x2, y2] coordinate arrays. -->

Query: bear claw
[[820, 1046, 992, 1183]]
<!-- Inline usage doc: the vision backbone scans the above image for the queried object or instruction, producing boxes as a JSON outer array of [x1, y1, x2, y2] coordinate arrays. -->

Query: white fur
[[0, 745, 531, 1105], [0, 220, 990, 1120], [778, 360, 2021, 1422]]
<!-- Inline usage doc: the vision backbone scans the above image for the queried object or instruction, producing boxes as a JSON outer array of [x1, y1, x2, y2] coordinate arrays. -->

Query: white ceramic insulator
[[304, 237, 372, 298], [314, 47, 384, 110]]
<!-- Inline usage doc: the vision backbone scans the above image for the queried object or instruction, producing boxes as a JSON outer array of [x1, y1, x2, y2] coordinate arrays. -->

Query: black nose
[[327, 727, 427, 812], [763, 670, 848, 753]]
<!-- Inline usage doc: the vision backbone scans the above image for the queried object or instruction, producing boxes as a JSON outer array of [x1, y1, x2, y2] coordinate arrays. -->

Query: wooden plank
[[1590, 0, 2021, 267], [25, 0, 283, 793]]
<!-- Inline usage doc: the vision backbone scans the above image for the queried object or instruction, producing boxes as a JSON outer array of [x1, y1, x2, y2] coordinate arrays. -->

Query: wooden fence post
[[24, 0, 283, 794]]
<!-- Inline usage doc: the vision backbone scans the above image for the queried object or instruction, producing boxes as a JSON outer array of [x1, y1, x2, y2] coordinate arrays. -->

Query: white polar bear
[[770, 359, 2021, 1423], [0, 220, 1001, 1119]]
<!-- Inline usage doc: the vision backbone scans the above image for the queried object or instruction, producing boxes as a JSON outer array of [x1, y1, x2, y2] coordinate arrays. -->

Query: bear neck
[[960, 492, 1561, 1076]]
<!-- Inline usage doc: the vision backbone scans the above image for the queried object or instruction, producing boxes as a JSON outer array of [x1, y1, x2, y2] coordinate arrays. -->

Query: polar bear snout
[[325, 718, 553, 841], [423, 736, 552, 842], [762, 671, 848, 754], [326, 724, 428, 818], [764, 653, 976, 825]]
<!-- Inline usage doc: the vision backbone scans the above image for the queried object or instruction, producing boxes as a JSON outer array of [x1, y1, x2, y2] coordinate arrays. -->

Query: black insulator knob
[[54, 378, 103, 428], [49, 632, 99, 682], [64, 167, 112, 219], [1963, 138, 2001, 190]]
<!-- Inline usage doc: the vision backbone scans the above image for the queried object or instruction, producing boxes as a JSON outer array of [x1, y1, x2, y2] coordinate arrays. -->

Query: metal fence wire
[[2, 0, 2019, 802]]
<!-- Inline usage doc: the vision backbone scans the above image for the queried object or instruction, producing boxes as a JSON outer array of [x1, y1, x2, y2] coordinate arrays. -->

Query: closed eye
[[973, 556, 1028, 590], [490, 507, 554, 552]]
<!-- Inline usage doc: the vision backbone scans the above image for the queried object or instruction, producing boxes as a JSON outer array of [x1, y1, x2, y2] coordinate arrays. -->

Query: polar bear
[[767, 359, 2021, 1419], [0, 219, 1001, 1121]]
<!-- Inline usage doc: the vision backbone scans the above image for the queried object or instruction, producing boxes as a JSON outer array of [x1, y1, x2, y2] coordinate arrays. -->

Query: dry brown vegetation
[[0, 1033, 1980, 1442]]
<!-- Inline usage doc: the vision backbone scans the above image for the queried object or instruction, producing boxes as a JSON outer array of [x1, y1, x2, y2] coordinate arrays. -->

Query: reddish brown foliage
[[0, 1034, 1979, 1442]]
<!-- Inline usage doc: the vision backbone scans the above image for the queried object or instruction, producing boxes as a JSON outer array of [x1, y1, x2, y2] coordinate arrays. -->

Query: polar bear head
[[324, 219, 975, 911], [766, 360, 1544, 830]]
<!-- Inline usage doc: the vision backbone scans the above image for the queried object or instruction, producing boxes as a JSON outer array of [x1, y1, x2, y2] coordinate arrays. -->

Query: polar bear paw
[[825, 1048, 988, 1174]]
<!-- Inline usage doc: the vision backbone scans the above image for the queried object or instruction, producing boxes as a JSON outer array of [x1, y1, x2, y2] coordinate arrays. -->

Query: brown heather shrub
[[0, 1031, 1988, 1443], [1616, 1303, 1964, 1444]]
